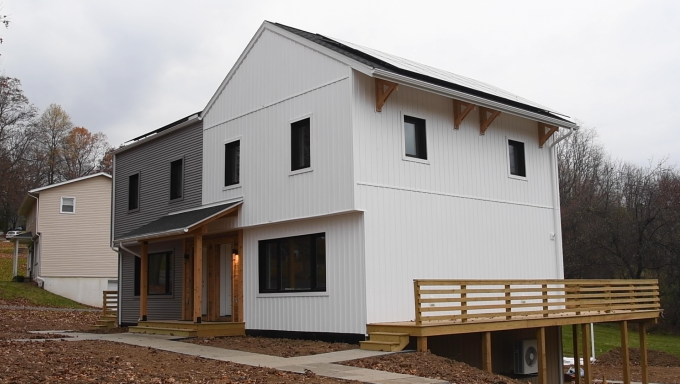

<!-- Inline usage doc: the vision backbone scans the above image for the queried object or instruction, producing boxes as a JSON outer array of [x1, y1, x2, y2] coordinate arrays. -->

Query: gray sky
[[2, 0, 678, 166]]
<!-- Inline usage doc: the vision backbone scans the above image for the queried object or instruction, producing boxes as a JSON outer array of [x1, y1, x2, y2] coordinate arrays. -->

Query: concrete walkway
[[22, 331, 447, 384]]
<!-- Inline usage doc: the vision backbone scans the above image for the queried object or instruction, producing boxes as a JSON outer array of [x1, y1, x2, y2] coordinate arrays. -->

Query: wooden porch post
[[481, 332, 492, 372], [536, 327, 547, 384], [139, 241, 148, 321], [417, 337, 428, 352], [182, 239, 194, 321], [620, 321, 631, 384], [193, 228, 204, 323], [572, 325, 581, 384], [639, 322, 649, 384], [581, 323, 592, 384]]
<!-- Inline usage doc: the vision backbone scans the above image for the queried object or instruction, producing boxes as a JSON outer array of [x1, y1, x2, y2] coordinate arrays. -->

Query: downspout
[[548, 125, 578, 278]]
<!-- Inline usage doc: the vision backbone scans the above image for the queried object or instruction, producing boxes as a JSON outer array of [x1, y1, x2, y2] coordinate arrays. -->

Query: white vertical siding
[[351, 71, 562, 324], [202, 29, 354, 227], [243, 213, 366, 335], [203, 28, 349, 131]]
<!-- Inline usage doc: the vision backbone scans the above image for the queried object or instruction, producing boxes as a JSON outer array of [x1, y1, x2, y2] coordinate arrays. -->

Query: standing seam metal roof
[[273, 22, 571, 124]]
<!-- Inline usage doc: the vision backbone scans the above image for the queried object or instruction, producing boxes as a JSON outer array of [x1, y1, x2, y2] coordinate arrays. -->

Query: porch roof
[[10, 232, 34, 244], [115, 200, 242, 243]]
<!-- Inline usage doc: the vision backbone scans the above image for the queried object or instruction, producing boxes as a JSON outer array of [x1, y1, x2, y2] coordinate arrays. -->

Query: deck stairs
[[91, 314, 117, 329], [360, 332, 410, 352]]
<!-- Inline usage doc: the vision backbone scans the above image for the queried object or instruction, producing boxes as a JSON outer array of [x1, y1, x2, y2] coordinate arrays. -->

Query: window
[[60, 197, 75, 214], [508, 140, 526, 177], [225, 140, 240, 186], [291, 118, 311, 171], [259, 233, 326, 293], [133, 252, 173, 296], [170, 159, 183, 200], [404, 115, 427, 160], [128, 173, 140, 211]]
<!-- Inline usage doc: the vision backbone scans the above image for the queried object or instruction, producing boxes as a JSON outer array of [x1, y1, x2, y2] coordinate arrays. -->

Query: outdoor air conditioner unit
[[513, 339, 538, 375]]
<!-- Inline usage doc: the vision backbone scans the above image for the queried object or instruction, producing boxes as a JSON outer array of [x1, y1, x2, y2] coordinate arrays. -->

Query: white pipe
[[12, 239, 19, 277], [28, 193, 40, 280], [591, 323, 595, 359]]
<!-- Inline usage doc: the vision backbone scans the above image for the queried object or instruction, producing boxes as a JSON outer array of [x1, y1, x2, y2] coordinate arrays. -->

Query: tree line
[[0, 76, 112, 230], [558, 128, 680, 331]]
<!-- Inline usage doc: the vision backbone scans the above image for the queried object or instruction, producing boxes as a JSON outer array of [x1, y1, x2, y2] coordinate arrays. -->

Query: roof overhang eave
[[114, 228, 189, 244], [373, 69, 578, 130]]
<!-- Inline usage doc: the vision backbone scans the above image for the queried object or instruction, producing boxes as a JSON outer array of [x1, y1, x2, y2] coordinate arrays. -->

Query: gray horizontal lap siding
[[120, 240, 184, 324], [113, 121, 203, 240]]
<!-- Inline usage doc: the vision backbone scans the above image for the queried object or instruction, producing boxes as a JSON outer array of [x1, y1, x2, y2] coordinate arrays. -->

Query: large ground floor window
[[259, 233, 326, 293], [134, 251, 173, 296]]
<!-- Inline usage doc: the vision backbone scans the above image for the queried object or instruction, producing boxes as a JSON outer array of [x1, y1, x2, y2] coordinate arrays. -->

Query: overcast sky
[[1, 1, 678, 166]]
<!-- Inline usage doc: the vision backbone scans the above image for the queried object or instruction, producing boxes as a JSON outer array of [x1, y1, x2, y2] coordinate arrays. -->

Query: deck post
[[639, 322, 649, 384], [620, 321, 630, 384], [139, 241, 148, 321], [581, 323, 592, 384], [417, 336, 428, 352], [481, 332, 492, 372], [193, 228, 204, 323], [413, 280, 421, 325], [572, 325, 581, 384], [536, 327, 547, 384]]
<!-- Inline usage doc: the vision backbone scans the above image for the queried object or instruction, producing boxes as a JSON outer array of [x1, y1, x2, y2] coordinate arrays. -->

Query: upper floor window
[[60, 197, 75, 214], [291, 118, 311, 171], [404, 115, 427, 160], [259, 232, 326, 293], [170, 159, 183, 200], [508, 140, 526, 177], [128, 173, 140, 211], [225, 140, 240, 187]]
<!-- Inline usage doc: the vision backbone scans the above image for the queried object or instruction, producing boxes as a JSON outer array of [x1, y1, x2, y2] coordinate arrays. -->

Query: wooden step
[[360, 340, 402, 352], [360, 332, 410, 352], [129, 326, 197, 337]]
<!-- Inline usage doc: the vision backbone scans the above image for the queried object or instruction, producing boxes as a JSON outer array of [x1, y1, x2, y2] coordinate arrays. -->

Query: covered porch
[[116, 201, 245, 337], [363, 279, 661, 384]]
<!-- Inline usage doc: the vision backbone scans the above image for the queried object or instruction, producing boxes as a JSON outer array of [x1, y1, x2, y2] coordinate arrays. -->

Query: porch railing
[[413, 279, 660, 325], [102, 290, 118, 317]]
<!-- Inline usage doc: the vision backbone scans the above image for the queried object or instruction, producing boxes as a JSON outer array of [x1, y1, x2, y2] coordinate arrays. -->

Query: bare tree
[[60, 126, 111, 179], [35, 104, 72, 185]]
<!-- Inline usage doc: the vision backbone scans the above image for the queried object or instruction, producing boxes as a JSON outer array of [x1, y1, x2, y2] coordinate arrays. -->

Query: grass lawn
[[563, 323, 680, 358], [0, 281, 90, 308], [0, 255, 27, 281]]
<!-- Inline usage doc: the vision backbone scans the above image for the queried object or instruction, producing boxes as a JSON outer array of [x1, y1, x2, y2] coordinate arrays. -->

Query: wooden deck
[[129, 320, 245, 337], [362, 279, 662, 384]]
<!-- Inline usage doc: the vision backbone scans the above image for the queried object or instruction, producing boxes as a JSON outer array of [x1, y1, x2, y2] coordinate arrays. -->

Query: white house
[[19, 173, 118, 307]]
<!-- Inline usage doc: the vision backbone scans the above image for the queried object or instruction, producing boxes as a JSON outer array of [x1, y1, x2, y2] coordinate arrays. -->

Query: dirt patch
[[596, 347, 680, 367], [185, 335, 357, 357], [0, 309, 99, 340], [341, 351, 528, 384], [0, 340, 352, 384]]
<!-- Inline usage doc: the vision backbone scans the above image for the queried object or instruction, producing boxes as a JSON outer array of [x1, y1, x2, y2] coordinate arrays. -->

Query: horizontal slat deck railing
[[413, 280, 660, 325], [102, 290, 118, 316]]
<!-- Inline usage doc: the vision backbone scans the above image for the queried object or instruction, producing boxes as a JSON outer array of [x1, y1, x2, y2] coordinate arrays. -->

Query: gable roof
[[115, 111, 202, 155], [18, 173, 112, 216], [205, 21, 576, 129]]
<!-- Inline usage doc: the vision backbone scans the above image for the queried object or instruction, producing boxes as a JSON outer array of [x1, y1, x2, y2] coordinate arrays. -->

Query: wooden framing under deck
[[365, 279, 661, 384]]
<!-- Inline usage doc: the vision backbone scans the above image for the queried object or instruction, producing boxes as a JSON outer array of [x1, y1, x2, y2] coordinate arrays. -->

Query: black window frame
[[128, 173, 140, 211], [508, 139, 526, 177], [404, 115, 427, 160], [291, 117, 311, 171], [170, 158, 184, 201], [133, 251, 173, 297], [258, 232, 326, 293], [224, 140, 240, 187]]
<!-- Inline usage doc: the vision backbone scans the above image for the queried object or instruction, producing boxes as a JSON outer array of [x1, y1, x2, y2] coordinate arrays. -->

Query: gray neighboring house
[[112, 113, 205, 324]]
